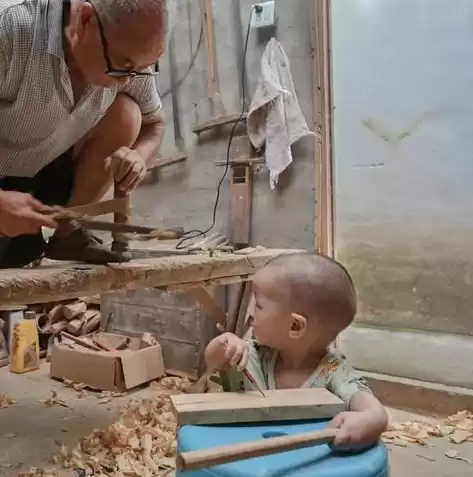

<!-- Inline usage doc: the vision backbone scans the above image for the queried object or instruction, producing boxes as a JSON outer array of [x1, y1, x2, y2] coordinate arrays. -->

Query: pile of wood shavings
[[48, 376, 193, 477], [383, 410, 473, 463], [0, 392, 17, 409]]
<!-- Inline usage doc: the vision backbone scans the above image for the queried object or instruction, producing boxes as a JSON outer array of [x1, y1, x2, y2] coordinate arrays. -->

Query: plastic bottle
[[9, 310, 40, 374]]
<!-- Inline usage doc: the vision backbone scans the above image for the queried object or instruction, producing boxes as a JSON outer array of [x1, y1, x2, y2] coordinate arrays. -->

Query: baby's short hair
[[256, 253, 357, 336]]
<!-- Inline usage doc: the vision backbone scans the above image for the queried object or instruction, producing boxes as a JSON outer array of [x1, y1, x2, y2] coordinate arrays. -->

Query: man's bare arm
[[133, 114, 165, 165]]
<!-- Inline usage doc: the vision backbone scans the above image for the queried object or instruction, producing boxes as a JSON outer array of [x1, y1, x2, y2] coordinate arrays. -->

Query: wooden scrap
[[80, 295, 101, 307], [49, 320, 69, 335], [92, 337, 115, 352], [62, 301, 87, 321], [61, 332, 100, 352], [0, 392, 16, 409], [66, 317, 85, 336], [48, 304, 65, 324], [81, 310, 101, 335], [170, 388, 345, 425], [40, 391, 69, 408]]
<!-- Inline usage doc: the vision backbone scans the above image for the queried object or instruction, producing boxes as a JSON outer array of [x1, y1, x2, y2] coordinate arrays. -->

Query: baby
[[205, 252, 388, 450]]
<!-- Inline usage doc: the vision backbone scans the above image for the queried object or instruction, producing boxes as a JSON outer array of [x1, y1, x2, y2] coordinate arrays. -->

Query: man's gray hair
[[92, 0, 170, 29]]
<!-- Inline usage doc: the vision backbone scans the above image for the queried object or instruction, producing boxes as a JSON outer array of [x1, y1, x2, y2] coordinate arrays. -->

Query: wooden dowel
[[176, 428, 337, 471]]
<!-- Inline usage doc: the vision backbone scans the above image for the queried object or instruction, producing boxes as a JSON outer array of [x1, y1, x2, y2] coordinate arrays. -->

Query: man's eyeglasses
[[88, 1, 159, 78]]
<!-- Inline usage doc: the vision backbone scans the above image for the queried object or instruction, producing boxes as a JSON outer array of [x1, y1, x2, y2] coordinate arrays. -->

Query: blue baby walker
[[176, 419, 389, 477]]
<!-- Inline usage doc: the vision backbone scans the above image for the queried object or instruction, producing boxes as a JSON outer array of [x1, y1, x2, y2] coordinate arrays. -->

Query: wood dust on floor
[[1, 365, 473, 477]]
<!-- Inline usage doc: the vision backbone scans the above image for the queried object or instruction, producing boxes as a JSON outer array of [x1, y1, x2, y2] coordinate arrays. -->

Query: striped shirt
[[0, 0, 162, 178]]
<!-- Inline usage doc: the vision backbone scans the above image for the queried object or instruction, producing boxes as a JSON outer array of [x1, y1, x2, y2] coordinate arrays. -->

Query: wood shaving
[[0, 392, 17, 409], [445, 450, 473, 464], [52, 377, 191, 477], [383, 410, 473, 463], [151, 376, 193, 393], [40, 391, 69, 408]]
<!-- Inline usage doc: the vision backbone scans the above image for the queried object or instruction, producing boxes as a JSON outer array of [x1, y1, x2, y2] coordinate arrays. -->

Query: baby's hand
[[327, 411, 383, 451], [204, 332, 249, 371]]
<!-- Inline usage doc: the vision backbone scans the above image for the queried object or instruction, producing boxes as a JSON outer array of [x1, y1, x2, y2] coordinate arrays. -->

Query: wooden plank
[[192, 113, 247, 135], [170, 388, 345, 425], [0, 248, 304, 306], [311, 0, 334, 257], [229, 164, 253, 247], [147, 151, 187, 171]]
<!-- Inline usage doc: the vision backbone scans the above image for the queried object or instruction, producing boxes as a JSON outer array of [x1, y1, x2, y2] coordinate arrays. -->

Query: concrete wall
[[133, 0, 316, 252], [332, 0, 473, 387]]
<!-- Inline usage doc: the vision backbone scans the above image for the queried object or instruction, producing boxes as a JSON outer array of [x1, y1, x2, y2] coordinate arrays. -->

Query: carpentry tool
[[47, 199, 185, 241], [242, 368, 265, 397], [193, 0, 247, 135], [177, 428, 338, 471]]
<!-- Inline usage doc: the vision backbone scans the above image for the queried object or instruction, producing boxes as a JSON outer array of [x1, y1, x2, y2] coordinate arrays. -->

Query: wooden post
[[311, 0, 334, 258], [111, 186, 130, 254]]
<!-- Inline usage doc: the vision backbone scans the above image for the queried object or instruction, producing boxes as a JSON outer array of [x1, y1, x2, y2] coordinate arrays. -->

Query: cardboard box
[[50, 333, 165, 391]]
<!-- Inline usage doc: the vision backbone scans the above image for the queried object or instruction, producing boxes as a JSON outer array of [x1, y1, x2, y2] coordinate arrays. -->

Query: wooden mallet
[[176, 428, 338, 472]]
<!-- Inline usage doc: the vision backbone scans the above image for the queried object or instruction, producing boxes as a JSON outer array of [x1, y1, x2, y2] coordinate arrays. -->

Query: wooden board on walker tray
[[170, 388, 345, 425]]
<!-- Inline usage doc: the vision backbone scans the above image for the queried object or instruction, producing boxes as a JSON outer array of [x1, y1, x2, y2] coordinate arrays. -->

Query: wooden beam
[[147, 151, 187, 171], [311, 0, 334, 257], [193, 113, 247, 135], [0, 248, 304, 306], [171, 388, 344, 425]]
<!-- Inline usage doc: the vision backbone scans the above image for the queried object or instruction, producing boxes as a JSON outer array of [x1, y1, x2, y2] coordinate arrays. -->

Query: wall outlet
[[251, 1, 276, 29]]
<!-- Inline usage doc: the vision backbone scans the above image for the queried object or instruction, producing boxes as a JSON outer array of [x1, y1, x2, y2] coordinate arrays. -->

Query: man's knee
[[106, 94, 142, 148]]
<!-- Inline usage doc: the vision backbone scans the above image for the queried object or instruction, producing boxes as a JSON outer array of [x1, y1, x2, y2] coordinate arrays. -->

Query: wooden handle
[[111, 187, 130, 253], [176, 428, 337, 471]]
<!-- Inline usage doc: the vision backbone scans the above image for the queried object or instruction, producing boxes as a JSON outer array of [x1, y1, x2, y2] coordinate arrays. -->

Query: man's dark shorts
[[0, 149, 74, 269]]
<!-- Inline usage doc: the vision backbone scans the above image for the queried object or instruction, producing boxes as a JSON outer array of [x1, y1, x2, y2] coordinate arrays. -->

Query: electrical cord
[[176, 5, 257, 250]]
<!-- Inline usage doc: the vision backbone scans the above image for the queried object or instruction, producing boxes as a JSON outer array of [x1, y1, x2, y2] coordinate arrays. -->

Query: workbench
[[0, 247, 302, 306]]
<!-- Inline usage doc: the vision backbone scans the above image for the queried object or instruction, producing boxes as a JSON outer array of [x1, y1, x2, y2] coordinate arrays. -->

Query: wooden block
[[62, 301, 87, 321], [66, 316, 85, 336], [49, 320, 68, 335], [48, 304, 64, 324], [82, 310, 101, 335], [229, 164, 252, 247], [171, 388, 345, 425]]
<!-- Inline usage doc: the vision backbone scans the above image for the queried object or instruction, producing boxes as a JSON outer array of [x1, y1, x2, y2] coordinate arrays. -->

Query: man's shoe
[[45, 228, 130, 264]]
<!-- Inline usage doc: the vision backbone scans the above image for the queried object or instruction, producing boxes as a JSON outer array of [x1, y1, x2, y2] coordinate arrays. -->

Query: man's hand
[[0, 190, 57, 237], [204, 333, 249, 372], [327, 411, 386, 451], [109, 146, 147, 193]]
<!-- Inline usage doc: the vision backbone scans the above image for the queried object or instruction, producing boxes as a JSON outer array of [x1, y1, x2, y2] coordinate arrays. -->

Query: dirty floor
[[1, 365, 472, 477]]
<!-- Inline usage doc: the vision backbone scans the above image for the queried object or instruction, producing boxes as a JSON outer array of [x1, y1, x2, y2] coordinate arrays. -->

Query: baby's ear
[[289, 313, 308, 339]]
